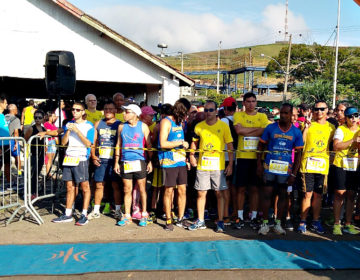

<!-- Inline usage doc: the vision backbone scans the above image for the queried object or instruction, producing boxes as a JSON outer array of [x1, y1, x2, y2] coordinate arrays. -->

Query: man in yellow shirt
[[85, 94, 103, 124], [233, 92, 268, 230], [113, 92, 125, 122], [21, 99, 36, 134], [298, 100, 335, 234], [189, 100, 234, 233]]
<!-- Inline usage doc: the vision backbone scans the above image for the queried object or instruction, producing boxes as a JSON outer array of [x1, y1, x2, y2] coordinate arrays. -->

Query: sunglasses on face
[[313, 107, 327, 112], [204, 108, 215, 113], [72, 108, 83, 112], [34, 116, 43, 120], [347, 113, 359, 119]]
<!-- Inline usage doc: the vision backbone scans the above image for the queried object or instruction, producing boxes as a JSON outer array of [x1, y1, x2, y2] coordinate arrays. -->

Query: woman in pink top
[[44, 111, 58, 176]]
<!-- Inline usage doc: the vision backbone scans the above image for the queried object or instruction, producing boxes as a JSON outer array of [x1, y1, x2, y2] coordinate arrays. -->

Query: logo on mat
[[48, 247, 88, 264]]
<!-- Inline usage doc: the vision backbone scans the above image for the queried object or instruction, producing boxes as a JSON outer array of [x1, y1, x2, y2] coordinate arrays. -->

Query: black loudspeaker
[[45, 51, 76, 96]]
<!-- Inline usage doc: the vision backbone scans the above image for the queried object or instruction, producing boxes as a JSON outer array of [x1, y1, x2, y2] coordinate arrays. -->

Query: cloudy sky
[[69, 0, 360, 54]]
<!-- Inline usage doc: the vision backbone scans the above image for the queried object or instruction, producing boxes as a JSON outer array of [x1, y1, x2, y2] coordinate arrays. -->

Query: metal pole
[[180, 52, 184, 73], [332, 0, 341, 109], [217, 41, 222, 94], [283, 34, 292, 102]]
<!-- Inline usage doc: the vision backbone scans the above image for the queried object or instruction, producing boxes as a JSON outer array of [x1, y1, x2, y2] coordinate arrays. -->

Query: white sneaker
[[87, 211, 101, 220], [258, 223, 270, 235], [274, 222, 286, 235]]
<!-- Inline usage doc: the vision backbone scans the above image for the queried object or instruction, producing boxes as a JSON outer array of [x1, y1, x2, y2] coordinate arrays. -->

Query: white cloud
[[89, 4, 309, 54]]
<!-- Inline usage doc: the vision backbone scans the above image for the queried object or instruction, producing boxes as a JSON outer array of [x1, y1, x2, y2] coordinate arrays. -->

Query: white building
[[0, 0, 194, 105]]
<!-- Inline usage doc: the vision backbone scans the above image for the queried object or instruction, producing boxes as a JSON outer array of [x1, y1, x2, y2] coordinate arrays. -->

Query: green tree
[[292, 79, 333, 106]]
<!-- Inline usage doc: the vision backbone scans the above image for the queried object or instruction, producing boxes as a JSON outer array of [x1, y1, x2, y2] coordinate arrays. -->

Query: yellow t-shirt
[[115, 112, 125, 122], [149, 122, 156, 134], [300, 121, 335, 175], [333, 125, 360, 170], [193, 120, 233, 171], [24, 106, 35, 125], [85, 110, 103, 124], [233, 111, 269, 159]]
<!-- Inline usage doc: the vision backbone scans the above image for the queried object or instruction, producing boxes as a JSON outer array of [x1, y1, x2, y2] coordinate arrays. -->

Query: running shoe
[[183, 208, 194, 220], [132, 211, 142, 220], [139, 216, 148, 227], [250, 218, 260, 230], [285, 219, 294, 231], [164, 219, 174, 231], [52, 215, 73, 223], [87, 211, 100, 220], [75, 214, 88, 226], [188, 219, 206, 231], [332, 224, 343, 235], [298, 222, 307, 234], [274, 221, 286, 235], [310, 220, 325, 234], [216, 221, 225, 233], [234, 218, 245, 229], [343, 224, 360, 235], [258, 222, 270, 235], [176, 218, 190, 229], [102, 203, 111, 215], [223, 217, 231, 226], [117, 216, 132, 227], [149, 211, 157, 223], [114, 210, 122, 221], [172, 211, 179, 223]]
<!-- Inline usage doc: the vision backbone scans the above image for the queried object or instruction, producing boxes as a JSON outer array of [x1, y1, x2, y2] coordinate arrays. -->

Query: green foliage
[[292, 79, 333, 107]]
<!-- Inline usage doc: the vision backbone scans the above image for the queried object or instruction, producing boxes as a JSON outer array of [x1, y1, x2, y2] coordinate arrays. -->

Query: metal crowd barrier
[[27, 135, 62, 225], [0, 137, 41, 225]]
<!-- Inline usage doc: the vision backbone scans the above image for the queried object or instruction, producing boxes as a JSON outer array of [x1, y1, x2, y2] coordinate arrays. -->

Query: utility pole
[[178, 51, 184, 73], [283, 34, 292, 102], [248, 48, 252, 91], [217, 41, 222, 94], [284, 0, 289, 41], [332, 0, 341, 109]]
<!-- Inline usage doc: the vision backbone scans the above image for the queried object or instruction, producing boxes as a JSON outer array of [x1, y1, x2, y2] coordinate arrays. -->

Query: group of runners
[[4, 91, 359, 236]]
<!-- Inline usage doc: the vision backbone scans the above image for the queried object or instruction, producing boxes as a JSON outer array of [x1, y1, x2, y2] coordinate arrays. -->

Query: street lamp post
[[217, 41, 222, 94], [283, 34, 292, 101]]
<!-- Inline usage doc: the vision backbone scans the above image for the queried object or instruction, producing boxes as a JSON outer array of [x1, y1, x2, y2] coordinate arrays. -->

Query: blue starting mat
[[1, 240, 360, 275]]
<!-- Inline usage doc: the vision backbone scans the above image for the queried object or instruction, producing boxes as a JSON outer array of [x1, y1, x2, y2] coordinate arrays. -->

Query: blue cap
[[344, 107, 358, 116]]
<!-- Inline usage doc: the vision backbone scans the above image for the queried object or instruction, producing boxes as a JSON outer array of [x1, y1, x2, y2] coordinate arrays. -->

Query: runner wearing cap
[[332, 107, 360, 235], [114, 104, 153, 227], [298, 100, 335, 234]]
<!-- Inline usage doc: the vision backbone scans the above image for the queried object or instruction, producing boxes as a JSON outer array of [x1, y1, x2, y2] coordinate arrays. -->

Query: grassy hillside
[[164, 43, 288, 72]]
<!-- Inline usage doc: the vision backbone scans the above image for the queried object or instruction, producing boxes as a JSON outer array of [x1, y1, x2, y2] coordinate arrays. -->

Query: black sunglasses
[[347, 113, 359, 119], [72, 108, 83, 112], [204, 108, 215, 113], [34, 116, 43, 120], [313, 107, 327, 112]]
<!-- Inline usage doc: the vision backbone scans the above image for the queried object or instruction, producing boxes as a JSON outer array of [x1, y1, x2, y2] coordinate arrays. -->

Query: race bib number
[[306, 157, 326, 172], [343, 157, 358, 172], [201, 156, 220, 170], [124, 160, 141, 173], [63, 155, 80, 167], [99, 147, 114, 159], [269, 159, 289, 175], [173, 151, 186, 162], [243, 137, 259, 150]]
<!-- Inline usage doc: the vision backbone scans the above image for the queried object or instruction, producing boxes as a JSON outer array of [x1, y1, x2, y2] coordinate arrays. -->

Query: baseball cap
[[122, 104, 141, 117], [221, 97, 236, 107], [344, 107, 358, 116], [141, 106, 156, 115]]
